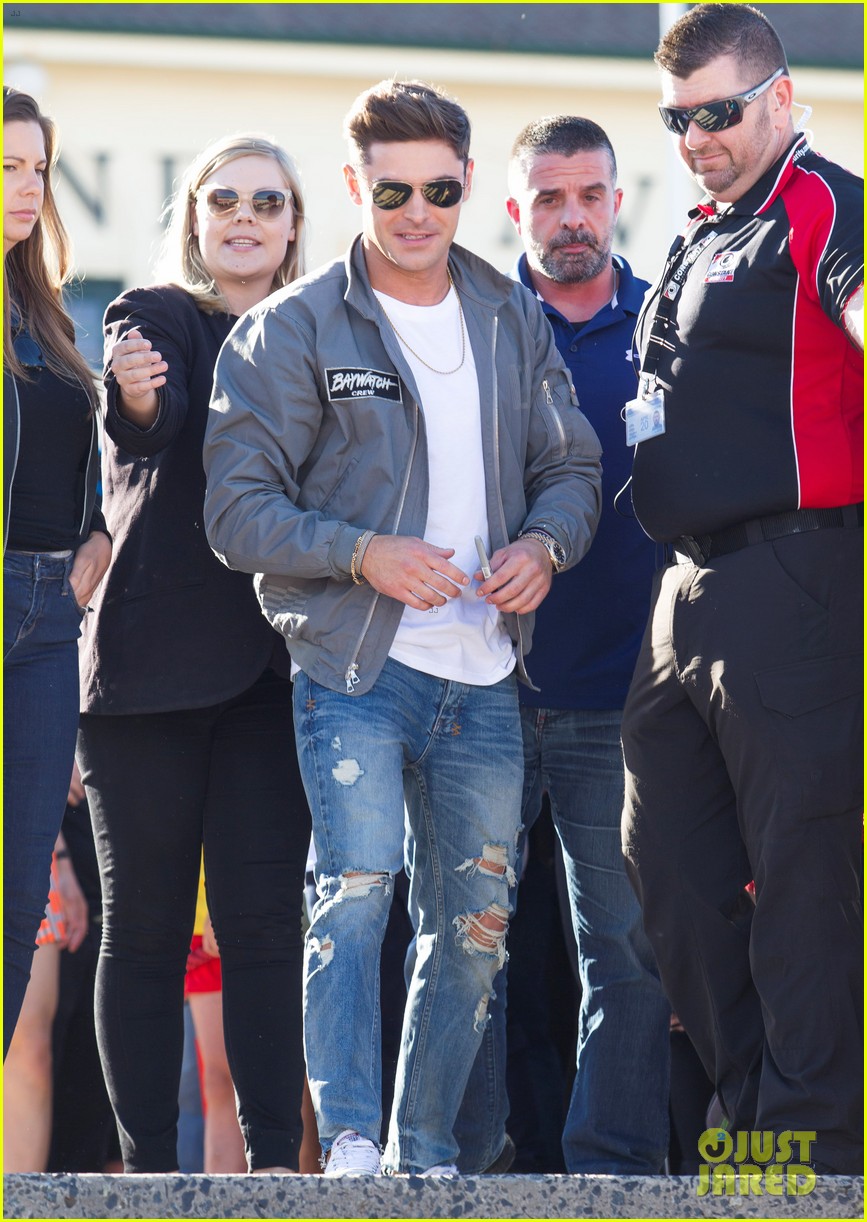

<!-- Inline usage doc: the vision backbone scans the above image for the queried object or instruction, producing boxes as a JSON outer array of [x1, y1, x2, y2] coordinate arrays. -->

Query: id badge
[[624, 390, 666, 446]]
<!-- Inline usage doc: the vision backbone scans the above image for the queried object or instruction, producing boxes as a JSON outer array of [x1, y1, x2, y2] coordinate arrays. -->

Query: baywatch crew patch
[[326, 367, 402, 402]]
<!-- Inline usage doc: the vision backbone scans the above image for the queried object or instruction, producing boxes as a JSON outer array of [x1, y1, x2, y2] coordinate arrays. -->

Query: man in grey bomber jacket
[[203, 80, 601, 1178]]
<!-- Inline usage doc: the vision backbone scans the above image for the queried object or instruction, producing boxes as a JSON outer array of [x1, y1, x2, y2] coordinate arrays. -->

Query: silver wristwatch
[[519, 529, 567, 574]]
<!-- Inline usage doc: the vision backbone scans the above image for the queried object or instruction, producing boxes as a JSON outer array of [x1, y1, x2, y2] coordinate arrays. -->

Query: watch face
[[540, 534, 566, 569], [522, 530, 565, 570]]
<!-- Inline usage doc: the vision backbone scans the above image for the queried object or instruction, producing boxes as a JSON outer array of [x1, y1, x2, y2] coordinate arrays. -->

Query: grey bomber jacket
[[203, 237, 602, 696]]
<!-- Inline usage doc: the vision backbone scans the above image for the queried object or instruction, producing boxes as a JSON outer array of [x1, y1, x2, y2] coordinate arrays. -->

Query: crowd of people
[[4, 3, 862, 1181]]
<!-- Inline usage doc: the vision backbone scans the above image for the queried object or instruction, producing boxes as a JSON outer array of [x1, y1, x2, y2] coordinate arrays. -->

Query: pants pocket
[[62, 572, 88, 618], [754, 652, 863, 818]]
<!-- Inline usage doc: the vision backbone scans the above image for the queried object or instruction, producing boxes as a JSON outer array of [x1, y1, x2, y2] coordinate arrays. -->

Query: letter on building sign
[[57, 153, 110, 226]]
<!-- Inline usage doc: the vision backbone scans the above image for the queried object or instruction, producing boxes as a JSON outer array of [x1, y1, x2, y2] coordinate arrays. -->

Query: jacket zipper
[[541, 379, 568, 460], [4, 375, 21, 554], [491, 316, 510, 555], [488, 318, 529, 679], [343, 397, 420, 693], [78, 379, 99, 540]]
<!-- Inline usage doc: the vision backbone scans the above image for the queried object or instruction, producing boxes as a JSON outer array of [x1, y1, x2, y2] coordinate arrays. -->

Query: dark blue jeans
[[4, 549, 84, 1055], [457, 707, 671, 1173]]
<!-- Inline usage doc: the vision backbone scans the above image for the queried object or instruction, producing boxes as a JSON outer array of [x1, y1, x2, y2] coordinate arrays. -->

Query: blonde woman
[[3, 86, 111, 1056], [76, 134, 311, 1173]]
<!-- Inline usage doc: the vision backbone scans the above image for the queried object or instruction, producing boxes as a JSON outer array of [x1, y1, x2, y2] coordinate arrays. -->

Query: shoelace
[[326, 1130, 382, 1175]]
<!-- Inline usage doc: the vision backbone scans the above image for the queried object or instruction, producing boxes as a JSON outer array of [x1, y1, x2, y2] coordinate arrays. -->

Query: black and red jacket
[[632, 134, 863, 542]]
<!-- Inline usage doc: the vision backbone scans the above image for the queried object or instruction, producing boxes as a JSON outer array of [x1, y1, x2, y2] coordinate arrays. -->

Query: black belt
[[673, 503, 863, 566]]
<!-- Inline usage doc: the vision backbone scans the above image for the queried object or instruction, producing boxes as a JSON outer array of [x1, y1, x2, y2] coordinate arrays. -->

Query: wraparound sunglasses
[[658, 67, 786, 135]]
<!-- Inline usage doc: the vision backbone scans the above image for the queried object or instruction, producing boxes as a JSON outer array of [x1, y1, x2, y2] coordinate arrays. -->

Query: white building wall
[[6, 27, 863, 299]]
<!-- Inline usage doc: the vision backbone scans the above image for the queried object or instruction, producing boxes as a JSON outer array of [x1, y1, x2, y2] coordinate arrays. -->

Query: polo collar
[[512, 252, 644, 322]]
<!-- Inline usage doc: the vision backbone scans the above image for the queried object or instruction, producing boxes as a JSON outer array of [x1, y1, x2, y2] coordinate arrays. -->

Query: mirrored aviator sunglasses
[[201, 187, 289, 219], [370, 178, 465, 210], [658, 66, 786, 136]]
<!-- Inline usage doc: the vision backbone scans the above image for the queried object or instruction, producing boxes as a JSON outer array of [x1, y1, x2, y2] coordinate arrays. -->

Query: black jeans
[[78, 669, 310, 1172], [48, 924, 119, 1171]]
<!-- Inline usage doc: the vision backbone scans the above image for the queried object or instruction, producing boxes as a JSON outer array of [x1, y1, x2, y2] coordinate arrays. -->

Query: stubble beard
[[688, 148, 738, 197], [687, 103, 772, 199], [534, 229, 612, 285]]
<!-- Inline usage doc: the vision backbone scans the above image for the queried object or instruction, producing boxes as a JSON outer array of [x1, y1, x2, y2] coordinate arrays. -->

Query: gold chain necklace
[[378, 269, 466, 375]]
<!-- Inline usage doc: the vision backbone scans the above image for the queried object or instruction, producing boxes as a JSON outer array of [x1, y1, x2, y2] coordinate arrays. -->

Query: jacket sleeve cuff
[[519, 520, 570, 561], [105, 380, 164, 444], [329, 522, 365, 577]]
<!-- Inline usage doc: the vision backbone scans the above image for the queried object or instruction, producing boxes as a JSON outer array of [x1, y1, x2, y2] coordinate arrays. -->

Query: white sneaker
[[419, 1163, 459, 1177], [324, 1129, 382, 1177]]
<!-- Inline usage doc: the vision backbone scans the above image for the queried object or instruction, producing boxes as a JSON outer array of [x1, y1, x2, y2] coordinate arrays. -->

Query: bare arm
[[54, 829, 88, 953]]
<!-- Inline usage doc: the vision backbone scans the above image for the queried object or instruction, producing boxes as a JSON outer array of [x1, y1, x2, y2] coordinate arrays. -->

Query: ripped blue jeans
[[293, 657, 522, 1174]]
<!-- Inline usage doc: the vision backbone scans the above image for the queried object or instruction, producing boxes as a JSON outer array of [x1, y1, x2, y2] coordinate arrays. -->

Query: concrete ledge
[[3, 1173, 863, 1219]]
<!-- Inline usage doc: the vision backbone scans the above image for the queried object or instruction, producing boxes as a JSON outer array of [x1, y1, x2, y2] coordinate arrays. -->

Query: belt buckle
[[677, 535, 708, 566]]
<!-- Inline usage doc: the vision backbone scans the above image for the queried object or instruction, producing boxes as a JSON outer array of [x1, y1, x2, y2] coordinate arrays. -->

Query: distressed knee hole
[[339, 871, 390, 898], [473, 993, 491, 1034], [309, 934, 334, 966], [332, 758, 364, 786], [453, 901, 510, 969], [456, 842, 517, 887]]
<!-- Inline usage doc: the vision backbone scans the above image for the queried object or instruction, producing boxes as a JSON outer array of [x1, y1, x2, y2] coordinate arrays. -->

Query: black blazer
[[79, 284, 287, 715]]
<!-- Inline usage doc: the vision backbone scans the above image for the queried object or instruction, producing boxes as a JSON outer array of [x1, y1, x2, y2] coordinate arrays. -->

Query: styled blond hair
[[156, 133, 306, 313]]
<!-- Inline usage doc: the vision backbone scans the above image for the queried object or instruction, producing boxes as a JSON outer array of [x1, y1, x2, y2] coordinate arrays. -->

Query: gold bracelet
[[350, 533, 368, 585]]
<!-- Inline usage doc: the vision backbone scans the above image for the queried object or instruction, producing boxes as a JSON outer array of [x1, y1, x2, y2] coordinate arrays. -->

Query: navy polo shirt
[[512, 253, 660, 710]]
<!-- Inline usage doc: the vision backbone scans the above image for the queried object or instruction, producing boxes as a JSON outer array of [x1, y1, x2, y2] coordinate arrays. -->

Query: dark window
[[65, 277, 122, 371]]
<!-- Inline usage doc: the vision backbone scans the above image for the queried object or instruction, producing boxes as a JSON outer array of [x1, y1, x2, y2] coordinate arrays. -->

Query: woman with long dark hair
[[3, 85, 111, 1056], [76, 132, 311, 1174]]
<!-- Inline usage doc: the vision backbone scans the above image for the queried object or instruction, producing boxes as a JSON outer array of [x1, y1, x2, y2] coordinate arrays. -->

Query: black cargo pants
[[621, 523, 863, 1173]]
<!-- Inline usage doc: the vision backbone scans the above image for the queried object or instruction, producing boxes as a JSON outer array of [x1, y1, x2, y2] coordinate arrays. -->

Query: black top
[[79, 284, 289, 715], [632, 137, 863, 542], [3, 312, 107, 555], [6, 358, 92, 551]]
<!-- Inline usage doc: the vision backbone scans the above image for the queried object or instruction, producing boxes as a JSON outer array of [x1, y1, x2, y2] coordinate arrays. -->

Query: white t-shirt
[[373, 285, 515, 686]]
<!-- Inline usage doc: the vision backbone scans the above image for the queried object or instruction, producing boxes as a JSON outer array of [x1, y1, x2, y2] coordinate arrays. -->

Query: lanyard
[[638, 217, 724, 392]]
